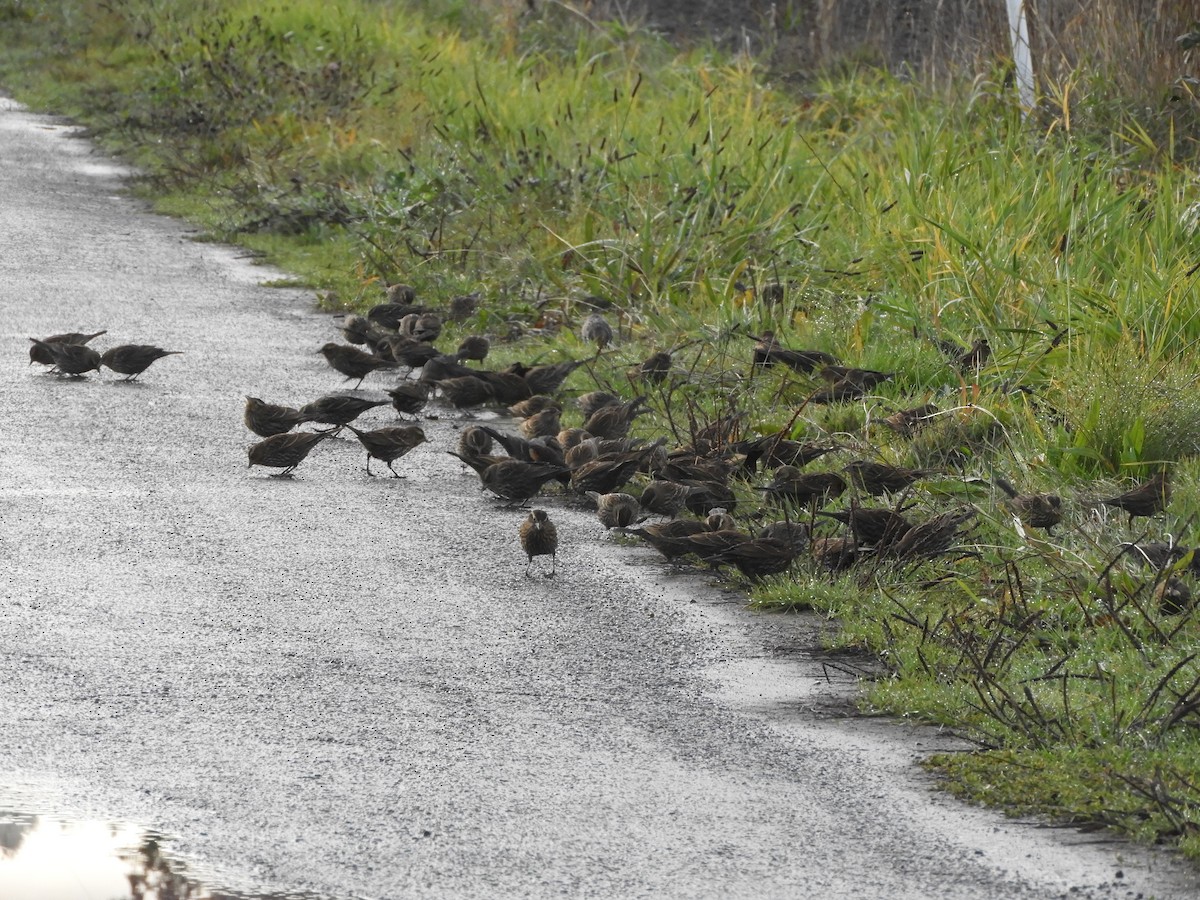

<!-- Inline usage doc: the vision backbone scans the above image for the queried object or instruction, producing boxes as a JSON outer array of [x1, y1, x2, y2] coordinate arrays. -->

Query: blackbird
[[385, 338, 442, 372], [336, 313, 385, 347], [367, 298, 421, 329], [685, 529, 756, 566], [733, 434, 836, 472], [1098, 471, 1171, 525], [28, 330, 106, 366], [477, 371, 534, 406], [722, 537, 802, 580], [817, 506, 912, 547], [570, 442, 662, 495], [844, 460, 932, 496], [576, 391, 621, 420], [757, 467, 846, 508], [994, 477, 1063, 532], [478, 426, 568, 469], [455, 335, 490, 364], [556, 427, 592, 451], [877, 403, 938, 438], [704, 509, 737, 532], [345, 424, 427, 476], [450, 453, 567, 503], [818, 365, 893, 389], [585, 491, 640, 529], [1156, 577, 1194, 616], [247, 430, 332, 477], [28, 338, 102, 376], [99, 345, 183, 380], [244, 396, 306, 437], [319, 342, 398, 388], [299, 395, 390, 426], [955, 338, 991, 372], [681, 479, 738, 517], [404, 312, 443, 343], [386, 382, 430, 418], [620, 519, 709, 561], [581, 313, 614, 351], [749, 330, 839, 373], [520, 509, 559, 577], [809, 379, 865, 405]]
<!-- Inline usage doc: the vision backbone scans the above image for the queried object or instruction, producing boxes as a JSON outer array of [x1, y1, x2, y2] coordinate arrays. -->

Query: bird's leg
[[545, 553, 557, 578], [387, 461, 405, 478], [365, 457, 375, 477], [354, 376, 365, 390]]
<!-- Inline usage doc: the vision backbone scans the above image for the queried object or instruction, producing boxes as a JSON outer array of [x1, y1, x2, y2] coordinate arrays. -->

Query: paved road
[[1, 95, 1198, 899]]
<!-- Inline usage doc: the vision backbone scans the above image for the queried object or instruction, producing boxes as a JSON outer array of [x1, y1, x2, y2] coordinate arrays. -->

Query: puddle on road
[[0, 809, 326, 900]]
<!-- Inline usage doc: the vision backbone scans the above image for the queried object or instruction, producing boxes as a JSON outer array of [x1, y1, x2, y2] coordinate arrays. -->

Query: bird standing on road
[[345, 424, 428, 477], [100, 344, 183, 381], [247, 430, 333, 477], [28, 330, 106, 366], [244, 396, 306, 437], [520, 508, 559, 577], [318, 342, 398, 389], [28, 338, 102, 376]]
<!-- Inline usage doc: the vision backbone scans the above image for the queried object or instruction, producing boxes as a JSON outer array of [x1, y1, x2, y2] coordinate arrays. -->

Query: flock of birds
[[27, 283, 1179, 586]]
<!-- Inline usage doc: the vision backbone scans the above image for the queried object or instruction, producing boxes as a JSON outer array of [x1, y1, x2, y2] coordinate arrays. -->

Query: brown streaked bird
[[385, 337, 442, 372], [954, 338, 991, 372], [99, 345, 182, 380], [576, 391, 622, 420], [817, 506, 912, 548], [749, 330, 840, 373], [367, 298, 421, 330], [299, 394, 390, 427], [844, 460, 933, 496], [522, 359, 586, 395], [520, 509, 559, 577], [582, 395, 647, 440], [386, 382, 430, 419], [319, 342, 398, 389], [1156, 577, 1193, 616], [28, 330, 106, 366], [556, 427, 592, 452], [407, 312, 443, 343], [580, 312, 614, 351], [520, 406, 562, 441], [885, 507, 976, 564], [704, 508, 737, 533], [447, 292, 481, 321], [337, 313, 386, 348], [384, 282, 417, 305], [878, 403, 938, 438], [994, 477, 1063, 532], [345, 424, 428, 477], [247, 430, 333, 477], [757, 467, 846, 508], [28, 338, 102, 376], [629, 350, 672, 384], [244, 396, 306, 437], [757, 521, 810, 551], [681, 479, 738, 517], [585, 491, 640, 529], [509, 395, 558, 419], [570, 442, 664, 496], [435, 375, 496, 408], [810, 536, 861, 571], [455, 335, 490, 364], [1097, 470, 1171, 526], [639, 480, 693, 518], [458, 425, 495, 459], [477, 370, 534, 406]]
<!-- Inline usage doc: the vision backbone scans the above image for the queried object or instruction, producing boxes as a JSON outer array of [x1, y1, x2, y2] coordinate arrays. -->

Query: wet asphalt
[[2, 95, 1199, 899]]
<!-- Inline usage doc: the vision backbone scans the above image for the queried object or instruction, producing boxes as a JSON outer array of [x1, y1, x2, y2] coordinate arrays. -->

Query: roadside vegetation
[[4, 0, 1200, 858]]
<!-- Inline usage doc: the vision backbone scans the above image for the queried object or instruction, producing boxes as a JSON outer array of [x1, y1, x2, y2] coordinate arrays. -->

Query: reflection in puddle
[[0, 810, 324, 900]]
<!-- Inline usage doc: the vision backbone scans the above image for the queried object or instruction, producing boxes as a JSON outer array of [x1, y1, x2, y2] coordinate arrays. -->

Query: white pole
[[1006, 0, 1036, 111]]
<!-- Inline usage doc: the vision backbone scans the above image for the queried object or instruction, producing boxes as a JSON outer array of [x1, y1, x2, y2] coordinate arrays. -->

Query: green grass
[[5, 0, 1200, 861]]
